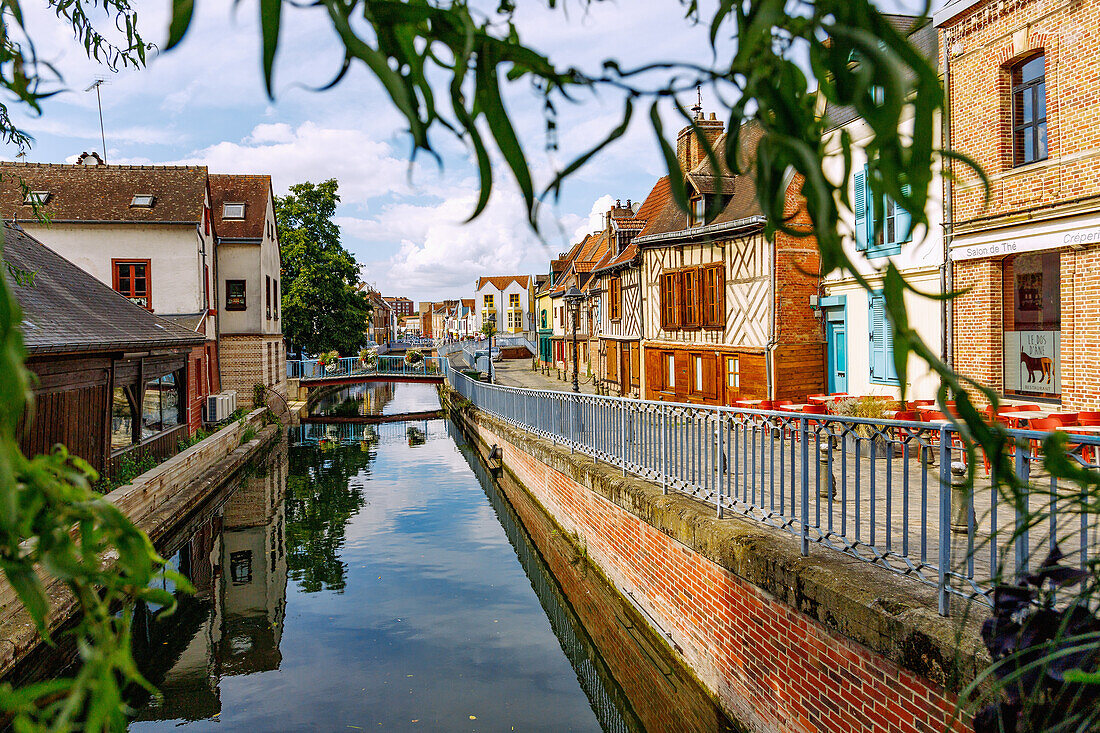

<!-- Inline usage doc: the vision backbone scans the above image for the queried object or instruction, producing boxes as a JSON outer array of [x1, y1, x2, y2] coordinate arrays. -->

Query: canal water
[[13, 383, 735, 732]]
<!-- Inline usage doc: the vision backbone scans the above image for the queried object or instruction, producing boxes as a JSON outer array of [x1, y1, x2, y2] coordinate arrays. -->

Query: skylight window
[[131, 194, 155, 208], [222, 202, 245, 219], [23, 191, 49, 205]]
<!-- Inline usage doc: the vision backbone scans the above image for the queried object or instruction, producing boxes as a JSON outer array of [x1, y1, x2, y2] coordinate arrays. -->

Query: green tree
[[275, 179, 372, 356]]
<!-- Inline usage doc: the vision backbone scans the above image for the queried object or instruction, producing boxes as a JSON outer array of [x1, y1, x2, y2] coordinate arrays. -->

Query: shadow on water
[[5, 382, 736, 731]]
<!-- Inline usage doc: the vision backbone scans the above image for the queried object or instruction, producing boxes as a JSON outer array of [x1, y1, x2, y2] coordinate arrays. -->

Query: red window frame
[[112, 259, 152, 310]]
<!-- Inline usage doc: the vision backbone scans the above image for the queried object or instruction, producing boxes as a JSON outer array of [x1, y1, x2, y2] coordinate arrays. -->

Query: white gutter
[[632, 215, 766, 247]]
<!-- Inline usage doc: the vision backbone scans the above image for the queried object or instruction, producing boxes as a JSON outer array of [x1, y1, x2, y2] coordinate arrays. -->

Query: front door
[[825, 307, 847, 393]]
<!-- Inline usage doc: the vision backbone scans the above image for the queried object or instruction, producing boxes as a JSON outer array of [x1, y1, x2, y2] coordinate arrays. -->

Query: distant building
[[384, 296, 415, 319], [476, 276, 532, 335], [6, 224, 205, 475]]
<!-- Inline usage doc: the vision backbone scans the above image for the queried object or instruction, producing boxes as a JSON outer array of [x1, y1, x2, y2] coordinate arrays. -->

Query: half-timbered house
[[7, 224, 205, 476], [593, 191, 666, 397], [636, 113, 825, 404], [549, 232, 609, 379]]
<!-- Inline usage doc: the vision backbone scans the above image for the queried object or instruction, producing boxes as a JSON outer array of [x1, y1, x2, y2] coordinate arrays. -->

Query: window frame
[[1011, 53, 1047, 168], [660, 271, 681, 331], [266, 275, 272, 320], [700, 264, 724, 329], [681, 267, 701, 329], [225, 279, 247, 311], [130, 194, 155, 208], [112, 259, 152, 310], [23, 190, 49, 205], [222, 202, 246, 219], [868, 291, 899, 385], [609, 276, 622, 321]]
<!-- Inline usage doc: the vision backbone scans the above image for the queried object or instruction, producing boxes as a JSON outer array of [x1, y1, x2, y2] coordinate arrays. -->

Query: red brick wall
[[944, 0, 1100, 226], [1061, 248, 1100, 409], [475, 421, 967, 733], [953, 259, 1003, 399]]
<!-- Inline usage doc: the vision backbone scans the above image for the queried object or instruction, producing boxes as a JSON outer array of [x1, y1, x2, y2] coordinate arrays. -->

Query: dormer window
[[222, 202, 245, 219], [23, 191, 49, 205], [689, 195, 705, 227], [130, 194, 155, 208]]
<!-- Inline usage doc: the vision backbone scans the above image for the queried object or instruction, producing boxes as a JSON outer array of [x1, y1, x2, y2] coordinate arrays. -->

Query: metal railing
[[443, 360, 1100, 614], [287, 355, 445, 380]]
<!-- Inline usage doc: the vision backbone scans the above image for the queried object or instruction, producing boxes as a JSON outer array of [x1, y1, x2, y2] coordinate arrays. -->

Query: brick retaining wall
[[449, 397, 984, 733]]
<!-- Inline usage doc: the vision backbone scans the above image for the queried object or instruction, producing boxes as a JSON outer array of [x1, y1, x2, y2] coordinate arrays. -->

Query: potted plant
[[319, 350, 341, 374], [832, 396, 901, 458], [405, 348, 424, 369]]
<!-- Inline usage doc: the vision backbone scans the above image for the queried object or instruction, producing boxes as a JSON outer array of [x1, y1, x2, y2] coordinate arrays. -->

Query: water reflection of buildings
[[311, 382, 396, 418], [290, 420, 448, 448], [133, 439, 289, 723]]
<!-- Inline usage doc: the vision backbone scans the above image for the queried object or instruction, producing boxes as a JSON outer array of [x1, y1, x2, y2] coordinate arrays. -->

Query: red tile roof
[[476, 275, 531, 291], [0, 161, 209, 224], [208, 174, 272, 240]]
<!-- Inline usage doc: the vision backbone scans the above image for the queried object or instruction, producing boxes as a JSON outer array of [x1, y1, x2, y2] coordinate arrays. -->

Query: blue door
[[825, 308, 847, 393]]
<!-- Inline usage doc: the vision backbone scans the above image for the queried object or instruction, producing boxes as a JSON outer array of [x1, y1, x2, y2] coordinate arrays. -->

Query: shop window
[[226, 280, 246, 310], [1011, 53, 1047, 167], [141, 373, 182, 440], [1004, 252, 1060, 398], [868, 293, 898, 384], [113, 259, 151, 309]]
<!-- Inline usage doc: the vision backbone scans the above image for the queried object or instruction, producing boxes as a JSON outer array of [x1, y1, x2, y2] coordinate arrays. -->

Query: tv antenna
[[84, 78, 108, 163]]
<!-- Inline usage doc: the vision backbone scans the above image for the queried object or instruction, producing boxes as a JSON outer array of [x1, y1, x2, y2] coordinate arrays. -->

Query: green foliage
[[480, 320, 496, 338], [240, 426, 257, 445], [95, 450, 157, 494], [253, 383, 268, 410], [274, 180, 371, 356]]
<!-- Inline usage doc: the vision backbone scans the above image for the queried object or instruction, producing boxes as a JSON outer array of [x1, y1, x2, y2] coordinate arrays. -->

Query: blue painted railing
[[287, 355, 444, 380], [442, 359, 1100, 615]]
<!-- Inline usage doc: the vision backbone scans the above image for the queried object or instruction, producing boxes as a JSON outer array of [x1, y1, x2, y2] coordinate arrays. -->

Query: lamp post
[[564, 286, 583, 393], [487, 313, 497, 384]]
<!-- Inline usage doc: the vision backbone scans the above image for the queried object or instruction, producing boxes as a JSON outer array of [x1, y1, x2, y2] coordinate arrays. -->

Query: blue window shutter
[[869, 294, 886, 381], [896, 183, 913, 244], [853, 166, 868, 251]]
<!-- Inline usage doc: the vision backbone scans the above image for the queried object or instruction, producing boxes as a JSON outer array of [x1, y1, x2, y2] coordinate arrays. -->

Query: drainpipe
[[765, 237, 778, 400], [941, 34, 954, 370]]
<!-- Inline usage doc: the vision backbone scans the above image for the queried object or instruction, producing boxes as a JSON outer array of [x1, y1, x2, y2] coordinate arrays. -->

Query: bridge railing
[[288, 355, 445, 380], [442, 360, 1100, 615]]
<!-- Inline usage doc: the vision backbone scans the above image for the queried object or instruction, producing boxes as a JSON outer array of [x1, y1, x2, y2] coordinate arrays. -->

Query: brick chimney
[[676, 98, 724, 173]]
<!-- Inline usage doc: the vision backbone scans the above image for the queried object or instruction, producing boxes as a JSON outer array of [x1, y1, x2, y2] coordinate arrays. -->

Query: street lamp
[[487, 312, 497, 384], [564, 286, 584, 393]]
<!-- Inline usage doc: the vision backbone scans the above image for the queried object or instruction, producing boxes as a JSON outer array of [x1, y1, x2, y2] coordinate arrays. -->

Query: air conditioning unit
[[204, 391, 238, 423]]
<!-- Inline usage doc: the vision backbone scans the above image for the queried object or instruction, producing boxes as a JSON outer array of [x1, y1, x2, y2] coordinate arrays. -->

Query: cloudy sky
[[6, 1, 920, 302]]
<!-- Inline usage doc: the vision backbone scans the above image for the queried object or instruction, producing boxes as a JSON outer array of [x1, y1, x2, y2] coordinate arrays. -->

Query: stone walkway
[[489, 359, 603, 395]]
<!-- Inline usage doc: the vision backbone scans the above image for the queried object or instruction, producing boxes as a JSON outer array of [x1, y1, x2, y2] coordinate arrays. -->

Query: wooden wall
[[20, 355, 112, 472]]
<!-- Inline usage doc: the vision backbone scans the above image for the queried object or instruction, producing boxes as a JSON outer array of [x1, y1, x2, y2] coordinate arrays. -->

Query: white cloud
[[573, 194, 613, 242]]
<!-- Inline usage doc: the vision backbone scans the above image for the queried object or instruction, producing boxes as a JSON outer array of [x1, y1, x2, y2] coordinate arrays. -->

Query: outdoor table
[[734, 399, 764, 408], [807, 395, 839, 405], [782, 404, 811, 412], [1005, 410, 1053, 427]]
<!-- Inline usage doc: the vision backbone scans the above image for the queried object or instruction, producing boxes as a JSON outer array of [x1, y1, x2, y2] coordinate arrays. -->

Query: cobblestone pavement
[[488, 359, 602, 395]]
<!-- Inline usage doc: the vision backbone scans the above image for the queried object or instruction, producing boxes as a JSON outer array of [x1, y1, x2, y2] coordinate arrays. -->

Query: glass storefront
[[1003, 251, 1061, 399]]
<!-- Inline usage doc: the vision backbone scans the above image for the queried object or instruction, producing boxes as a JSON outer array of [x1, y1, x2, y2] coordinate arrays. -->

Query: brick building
[[936, 0, 1100, 408], [384, 296, 415, 319]]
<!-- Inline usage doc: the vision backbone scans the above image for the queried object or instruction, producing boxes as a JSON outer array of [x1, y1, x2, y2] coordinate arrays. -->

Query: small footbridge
[[287, 355, 446, 387]]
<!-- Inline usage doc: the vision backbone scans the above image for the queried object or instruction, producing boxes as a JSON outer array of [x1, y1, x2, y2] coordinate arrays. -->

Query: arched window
[[1011, 53, 1046, 166]]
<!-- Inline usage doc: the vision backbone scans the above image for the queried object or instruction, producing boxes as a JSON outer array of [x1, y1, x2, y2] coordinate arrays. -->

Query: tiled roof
[[612, 218, 647, 230], [476, 275, 530, 291], [208, 174, 271, 240], [638, 124, 764, 239], [823, 15, 938, 131], [0, 162, 208, 224], [160, 312, 207, 332], [4, 224, 205, 354]]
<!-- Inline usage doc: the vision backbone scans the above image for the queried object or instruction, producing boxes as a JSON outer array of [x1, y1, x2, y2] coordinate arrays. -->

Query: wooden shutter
[[661, 272, 680, 330], [896, 183, 913, 244], [682, 268, 700, 328], [702, 354, 718, 400], [630, 343, 640, 387], [869, 293, 896, 382], [853, 165, 868, 251], [606, 341, 618, 381]]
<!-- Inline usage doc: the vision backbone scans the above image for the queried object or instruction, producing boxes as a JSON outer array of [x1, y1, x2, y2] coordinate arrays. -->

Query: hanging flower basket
[[359, 347, 378, 371], [319, 350, 340, 374], [405, 349, 424, 369]]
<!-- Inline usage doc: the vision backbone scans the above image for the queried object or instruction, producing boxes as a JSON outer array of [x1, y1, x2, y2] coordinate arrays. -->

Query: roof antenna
[[691, 85, 703, 119], [84, 78, 108, 164]]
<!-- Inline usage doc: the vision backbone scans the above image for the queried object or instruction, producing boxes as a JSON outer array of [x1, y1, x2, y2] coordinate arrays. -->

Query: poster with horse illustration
[[1004, 330, 1061, 395]]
